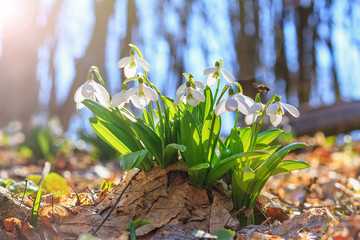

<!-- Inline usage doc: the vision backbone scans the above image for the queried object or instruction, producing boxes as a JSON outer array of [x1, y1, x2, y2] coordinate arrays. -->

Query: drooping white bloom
[[117, 52, 151, 78], [127, 82, 158, 109], [215, 91, 251, 116], [111, 86, 134, 109], [266, 101, 300, 127], [245, 102, 263, 125], [204, 66, 235, 86], [174, 80, 205, 107], [74, 80, 110, 109]]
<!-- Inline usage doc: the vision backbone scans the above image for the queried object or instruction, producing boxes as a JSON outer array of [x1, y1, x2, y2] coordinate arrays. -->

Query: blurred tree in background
[[0, 0, 360, 136]]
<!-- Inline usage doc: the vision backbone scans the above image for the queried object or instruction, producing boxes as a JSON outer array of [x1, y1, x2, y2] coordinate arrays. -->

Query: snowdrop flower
[[74, 79, 110, 109], [174, 80, 205, 107], [215, 88, 251, 116], [266, 100, 300, 127], [244, 101, 263, 125], [111, 84, 133, 108], [117, 49, 151, 78], [127, 76, 158, 109], [204, 60, 235, 86]]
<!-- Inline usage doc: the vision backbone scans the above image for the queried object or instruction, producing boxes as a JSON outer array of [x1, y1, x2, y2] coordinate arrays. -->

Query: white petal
[[282, 103, 300, 118], [204, 67, 217, 75], [81, 81, 95, 98], [237, 100, 251, 115], [270, 114, 282, 127], [131, 95, 149, 109], [124, 66, 137, 78], [187, 98, 199, 106], [266, 103, 278, 115], [74, 84, 85, 103], [194, 80, 205, 90], [206, 74, 217, 87], [117, 56, 131, 68], [174, 92, 186, 106], [251, 103, 262, 113], [245, 114, 257, 125], [143, 85, 158, 101], [93, 82, 110, 107], [76, 102, 85, 109], [215, 99, 227, 116], [220, 69, 235, 83], [111, 91, 127, 108], [136, 57, 151, 71], [176, 83, 186, 96], [126, 86, 138, 98], [192, 89, 205, 102], [225, 96, 239, 112]]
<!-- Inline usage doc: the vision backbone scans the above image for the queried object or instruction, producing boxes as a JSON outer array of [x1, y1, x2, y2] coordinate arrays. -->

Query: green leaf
[[121, 150, 148, 171], [180, 110, 203, 167], [205, 150, 269, 187], [255, 142, 308, 180], [227, 128, 243, 155], [198, 86, 213, 123], [239, 127, 252, 151], [257, 129, 283, 145], [271, 160, 311, 176], [163, 96, 178, 121], [89, 118, 133, 156], [250, 145, 280, 169], [142, 108, 155, 129], [188, 163, 210, 186], [37, 132, 50, 160], [163, 143, 186, 166], [213, 229, 236, 240], [129, 119, 163, 166], [43, 172, 69, 194], [130, 220, 136, 240], [202, 111, 221, 162], [31, 185, 42, 227]]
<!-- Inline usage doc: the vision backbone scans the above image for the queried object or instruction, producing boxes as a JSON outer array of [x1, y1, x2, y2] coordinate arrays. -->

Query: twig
[[71, 186, 81, 206], [224, 207, 245, 228], [16, 179, 28, 218], [92, 170, 141, 235]]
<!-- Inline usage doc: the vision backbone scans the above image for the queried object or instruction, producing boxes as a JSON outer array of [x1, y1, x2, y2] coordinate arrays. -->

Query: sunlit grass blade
[[31, 185, 42, 227], [239, 127, 252, 151]]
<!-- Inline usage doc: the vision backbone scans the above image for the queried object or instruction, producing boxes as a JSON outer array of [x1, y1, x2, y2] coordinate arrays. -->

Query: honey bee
[[253, 83, 270, 95]]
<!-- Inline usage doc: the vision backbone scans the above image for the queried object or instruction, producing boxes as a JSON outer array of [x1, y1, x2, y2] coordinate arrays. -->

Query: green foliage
[[31, 185, 42, 227], [27, 172, 69, 194], [80, 44, 310, 228]]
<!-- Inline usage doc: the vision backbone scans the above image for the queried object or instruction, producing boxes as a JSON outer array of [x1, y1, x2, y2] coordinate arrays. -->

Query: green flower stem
[[212, 78, 221, 108], [89, 66, 112, 99], [206, 112, 218, 166], [234, 111, 240, 129], [250, 95, 276, 150], [148, 103, 156, 130]]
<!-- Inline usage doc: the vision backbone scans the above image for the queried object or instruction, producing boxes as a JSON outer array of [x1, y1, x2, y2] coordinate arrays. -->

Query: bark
[[57, 0, 115, 129], [0, 0, 43, 127], [290, 101, 360, 136]]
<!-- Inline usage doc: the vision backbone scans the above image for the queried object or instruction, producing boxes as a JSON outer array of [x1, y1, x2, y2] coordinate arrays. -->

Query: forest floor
[[0, 132, 360, 239]]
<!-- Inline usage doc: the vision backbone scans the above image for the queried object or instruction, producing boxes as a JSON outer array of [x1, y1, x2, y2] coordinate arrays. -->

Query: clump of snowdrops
[[75, 44, 310, 226]]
